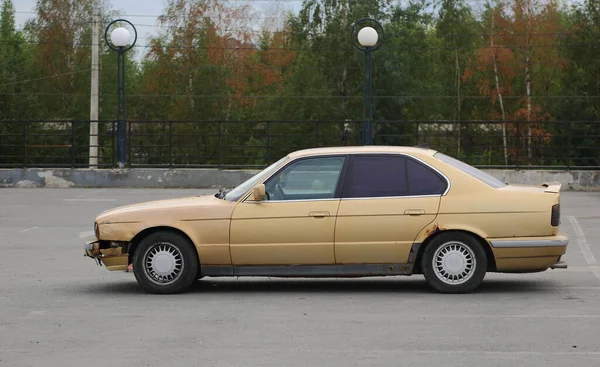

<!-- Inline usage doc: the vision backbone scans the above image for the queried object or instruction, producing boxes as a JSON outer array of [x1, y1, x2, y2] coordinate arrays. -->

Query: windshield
[[223, 156, 289, 201], [434, 152, 507, 189]]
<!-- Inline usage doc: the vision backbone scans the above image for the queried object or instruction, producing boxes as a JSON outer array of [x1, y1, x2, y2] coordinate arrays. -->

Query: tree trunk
[[525, 1, 533, 160], [455, 35, 461, 157], [188, 71, 195, 111], [525, 53, 532, 160], [339, 3, 349, 119], [491, 9, 508, 166]]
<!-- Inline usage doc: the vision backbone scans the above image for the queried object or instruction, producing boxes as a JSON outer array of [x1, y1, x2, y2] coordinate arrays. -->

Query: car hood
[[96, 194, 236, 223]]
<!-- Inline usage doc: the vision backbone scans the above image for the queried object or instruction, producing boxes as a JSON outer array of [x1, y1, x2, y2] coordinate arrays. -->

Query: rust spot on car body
[[424, 224, 443, 238]]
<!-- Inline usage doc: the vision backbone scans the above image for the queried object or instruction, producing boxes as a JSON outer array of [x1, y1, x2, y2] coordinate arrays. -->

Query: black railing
[[0, 119, 598, 169]]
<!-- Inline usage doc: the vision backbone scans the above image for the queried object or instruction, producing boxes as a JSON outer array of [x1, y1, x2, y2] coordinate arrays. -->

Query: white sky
[[15, 0, 303, 59], [15, 0, 302, 38], [15, 0, 586, 28], [14, 0, 586, 46]]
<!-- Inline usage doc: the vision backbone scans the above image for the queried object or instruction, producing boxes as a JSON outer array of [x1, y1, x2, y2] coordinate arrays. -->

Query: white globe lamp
[[110, 27, 131, 47], [357, 27, 378, 47]]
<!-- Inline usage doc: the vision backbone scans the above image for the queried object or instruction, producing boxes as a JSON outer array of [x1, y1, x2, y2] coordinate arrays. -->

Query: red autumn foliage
[[463, 0, 568, 163], [139, 0, 296, 118]]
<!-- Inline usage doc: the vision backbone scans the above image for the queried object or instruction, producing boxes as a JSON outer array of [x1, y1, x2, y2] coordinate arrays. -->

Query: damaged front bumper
[[84, 237, 102, 265], [83, 237, 130, 271]]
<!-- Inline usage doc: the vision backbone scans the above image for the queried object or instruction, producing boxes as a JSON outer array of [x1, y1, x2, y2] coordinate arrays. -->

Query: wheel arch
[[412, 228, 497, 274], [128, 226, 200, 266]]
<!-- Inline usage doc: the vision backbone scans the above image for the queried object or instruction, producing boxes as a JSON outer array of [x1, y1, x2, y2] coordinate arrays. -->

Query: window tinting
[[407, 158, 447, 195], [343, 155, 408, 198]]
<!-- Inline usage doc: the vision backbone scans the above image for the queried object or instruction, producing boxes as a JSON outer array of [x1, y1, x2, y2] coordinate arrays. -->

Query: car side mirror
[[252, 184, 266, 201]]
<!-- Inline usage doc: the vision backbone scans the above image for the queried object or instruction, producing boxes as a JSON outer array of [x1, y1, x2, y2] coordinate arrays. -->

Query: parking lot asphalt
[[1, 188, 600, 367]]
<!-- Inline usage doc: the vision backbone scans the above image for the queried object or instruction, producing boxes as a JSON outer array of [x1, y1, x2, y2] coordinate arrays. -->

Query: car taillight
[[551, 203, 560, 226]]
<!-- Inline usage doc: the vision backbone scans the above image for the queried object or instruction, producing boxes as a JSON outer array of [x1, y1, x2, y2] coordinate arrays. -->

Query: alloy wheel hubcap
[[143, 242, 184, 285], [432, 241, 476, 285]]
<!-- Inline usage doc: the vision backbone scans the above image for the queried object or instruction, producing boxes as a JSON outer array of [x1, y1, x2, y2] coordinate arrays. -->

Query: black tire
[[132, 231, 199, 294], [421, 232, 487, 294]]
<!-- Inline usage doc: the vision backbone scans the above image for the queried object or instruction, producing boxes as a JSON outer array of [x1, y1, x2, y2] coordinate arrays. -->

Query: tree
[[294, 0, 391, 122], [376, 0, 442, 146], [551, 0, 600, 167], [463, 0, 565, 166], [435, 0, 480, 157], [0, 0, 31, 166], [463, 1, 515, 165], [501, 0, 566, 160], [132, 0, 297, 166], [0, 0, 29, 119], [24, 0, 95, 120]]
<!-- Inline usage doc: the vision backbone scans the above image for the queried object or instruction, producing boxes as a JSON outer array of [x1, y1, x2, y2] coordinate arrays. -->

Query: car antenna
[[414, 143, 430, 149]]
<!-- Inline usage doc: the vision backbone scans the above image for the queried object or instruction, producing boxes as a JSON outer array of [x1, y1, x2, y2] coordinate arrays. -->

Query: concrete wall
[[0, 168, 599, 190]]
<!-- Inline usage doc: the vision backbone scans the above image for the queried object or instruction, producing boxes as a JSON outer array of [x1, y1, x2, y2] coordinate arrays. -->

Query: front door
[[334, 154, 448, 264], [230, 155, 347, 265]]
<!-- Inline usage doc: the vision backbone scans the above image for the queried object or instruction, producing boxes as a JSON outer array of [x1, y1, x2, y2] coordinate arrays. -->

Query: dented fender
[[408, 221, 492, 265]]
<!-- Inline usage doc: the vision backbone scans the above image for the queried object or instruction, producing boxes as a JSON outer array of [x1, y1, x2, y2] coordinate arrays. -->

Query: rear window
[[434, 152, 507, 189]]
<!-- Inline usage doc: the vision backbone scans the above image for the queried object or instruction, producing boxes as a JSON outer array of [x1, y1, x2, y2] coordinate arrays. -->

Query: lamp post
[[104, 19, 137, 168], [351, 18, 384, 145]]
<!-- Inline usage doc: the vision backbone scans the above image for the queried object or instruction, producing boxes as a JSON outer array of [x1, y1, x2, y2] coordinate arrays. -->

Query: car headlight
[[94, 222, 100, 238]]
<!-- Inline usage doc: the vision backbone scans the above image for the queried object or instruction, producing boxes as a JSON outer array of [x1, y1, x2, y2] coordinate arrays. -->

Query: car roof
[[288, 145, 438, 159]]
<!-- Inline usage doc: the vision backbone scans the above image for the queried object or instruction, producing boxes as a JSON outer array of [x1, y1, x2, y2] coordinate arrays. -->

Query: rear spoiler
[[541, 181, 562, 193]]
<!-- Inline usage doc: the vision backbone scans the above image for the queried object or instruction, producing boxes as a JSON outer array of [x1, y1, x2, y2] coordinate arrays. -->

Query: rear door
[[334, 154, 448, 264]]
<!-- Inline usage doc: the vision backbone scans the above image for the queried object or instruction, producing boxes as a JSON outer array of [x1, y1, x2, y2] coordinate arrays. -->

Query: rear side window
[[406, 158, 447, 195], [343, 155, 408, 198], [342, 155, 447, 198]]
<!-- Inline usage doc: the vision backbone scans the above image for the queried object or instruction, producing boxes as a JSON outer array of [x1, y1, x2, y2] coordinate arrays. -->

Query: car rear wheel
[[132, 231, 198, 294], [421, 232, 487, 293]]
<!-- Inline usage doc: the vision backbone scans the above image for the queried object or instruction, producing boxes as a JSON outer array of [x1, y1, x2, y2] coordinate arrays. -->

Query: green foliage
[[0, 0, 599, 168]]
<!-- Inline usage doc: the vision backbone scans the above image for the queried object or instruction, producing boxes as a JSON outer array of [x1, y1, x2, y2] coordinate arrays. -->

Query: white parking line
[[20, 226, 39, 233], [192, 348, 600, 356], [62, 198, 116, 202], [568, 216, 597, 265], [567, 215, 600, 283], [75, 189, 106, 199], [417, 314, 600, 318]]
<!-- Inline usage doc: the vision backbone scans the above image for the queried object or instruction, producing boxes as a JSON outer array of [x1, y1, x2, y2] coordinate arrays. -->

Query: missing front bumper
[[83, 237, 129, 270], [84, 238, 101, 257]]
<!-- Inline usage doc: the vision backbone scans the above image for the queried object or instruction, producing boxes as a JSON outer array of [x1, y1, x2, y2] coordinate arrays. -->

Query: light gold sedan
[[84, 146, 569, 294]]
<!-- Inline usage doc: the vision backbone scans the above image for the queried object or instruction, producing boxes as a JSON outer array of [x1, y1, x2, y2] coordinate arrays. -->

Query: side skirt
[[201, 264, 412, 278]]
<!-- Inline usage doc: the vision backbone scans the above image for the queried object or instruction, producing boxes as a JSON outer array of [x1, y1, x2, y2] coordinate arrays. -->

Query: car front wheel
[[132, 231, 199, 294], [421, 232, 487, 293]]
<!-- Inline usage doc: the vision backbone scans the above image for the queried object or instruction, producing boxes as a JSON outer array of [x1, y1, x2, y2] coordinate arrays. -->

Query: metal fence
[[0, 119, 598, 169]]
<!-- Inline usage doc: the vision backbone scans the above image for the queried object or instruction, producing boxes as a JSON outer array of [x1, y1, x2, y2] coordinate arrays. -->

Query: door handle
[[309, 211, 330, 218], [404, 209, 425, 216]]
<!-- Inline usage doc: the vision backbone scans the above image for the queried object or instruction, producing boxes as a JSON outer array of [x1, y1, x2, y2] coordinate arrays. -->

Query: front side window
[[264, 156, 346, 201], [225, 156, 289, 201]]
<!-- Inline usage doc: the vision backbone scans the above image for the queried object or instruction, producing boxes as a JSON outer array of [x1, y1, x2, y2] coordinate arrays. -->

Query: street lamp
[[351, 18, 384, 145], [104, 19, 137, 168]]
